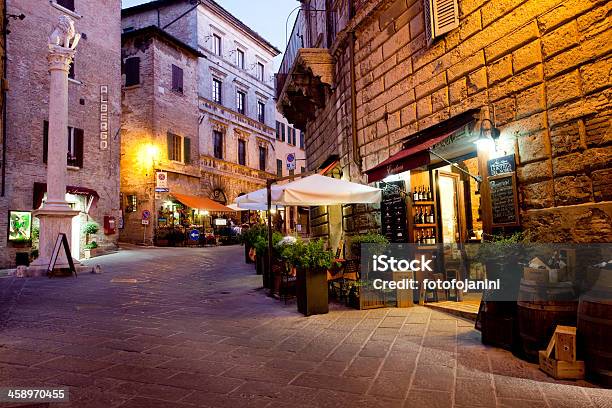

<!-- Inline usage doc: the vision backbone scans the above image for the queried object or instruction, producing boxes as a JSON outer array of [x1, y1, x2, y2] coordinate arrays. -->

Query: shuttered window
[[257, 101, 265, 123], [277, 159, 283, 177], [424, 0, 459, 43], [236, 90, 246, 115], [43, 121, 83, 168], [299, 130, 304, 149], [259, 146, 266, 171], [167, 132, 182, 162], [213, 130, 223, 159], [171, 65, 183, 93], [213, 34, 222, 56], [238, 139, 246, 165], [125, 57, 140, 86], [212, 79, 222, 104]]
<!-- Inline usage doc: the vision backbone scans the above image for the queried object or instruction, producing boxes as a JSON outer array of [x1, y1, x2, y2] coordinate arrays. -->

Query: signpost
[[286, 153, 296, 171], [189, 229, 200, 241]]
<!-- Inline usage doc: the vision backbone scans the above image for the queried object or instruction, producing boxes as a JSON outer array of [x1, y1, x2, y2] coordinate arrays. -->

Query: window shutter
[[125, 57, 140, 86], [74, 128, 84, 168], [167, 132, 174, 160], [424, 0, 459, 43], [43, 121, 49, 164], [183, 137, 191, 164], [172, 65, 183, 93]]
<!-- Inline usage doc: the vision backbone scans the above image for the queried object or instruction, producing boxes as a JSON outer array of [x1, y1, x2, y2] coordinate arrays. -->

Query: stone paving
[[0, 245, 609, 408]]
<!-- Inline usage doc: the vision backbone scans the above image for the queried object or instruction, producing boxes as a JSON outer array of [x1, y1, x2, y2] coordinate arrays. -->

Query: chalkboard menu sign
[[488, 173, 519, 227], [488, 154, 516, 176], [381, 181, 408, 242]]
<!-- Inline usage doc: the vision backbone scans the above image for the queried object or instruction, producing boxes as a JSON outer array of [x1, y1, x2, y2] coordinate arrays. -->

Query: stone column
[[30, 18, 81, 271]]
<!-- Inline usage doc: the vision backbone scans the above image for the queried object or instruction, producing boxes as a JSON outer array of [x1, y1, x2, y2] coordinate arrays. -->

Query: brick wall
[[301, 0, 611, 243], [0, 0, 121, 266]]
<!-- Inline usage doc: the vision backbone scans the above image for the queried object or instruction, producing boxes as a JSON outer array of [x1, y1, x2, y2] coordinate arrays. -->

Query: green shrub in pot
[[349, 233, 389, 260]]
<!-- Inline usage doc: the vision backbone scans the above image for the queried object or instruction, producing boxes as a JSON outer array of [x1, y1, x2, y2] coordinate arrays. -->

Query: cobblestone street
[[0, 245, 609, 408]]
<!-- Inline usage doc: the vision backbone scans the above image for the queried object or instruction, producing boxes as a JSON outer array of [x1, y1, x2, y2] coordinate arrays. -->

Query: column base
[[31, 206, 81, 272]]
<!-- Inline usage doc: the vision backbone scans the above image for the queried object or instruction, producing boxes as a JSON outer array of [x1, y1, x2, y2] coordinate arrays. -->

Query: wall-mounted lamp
[[475, 118, 500, 153]]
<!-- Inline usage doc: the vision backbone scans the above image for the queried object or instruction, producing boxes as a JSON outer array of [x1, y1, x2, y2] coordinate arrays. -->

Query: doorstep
[[424, 300, 480, 321]]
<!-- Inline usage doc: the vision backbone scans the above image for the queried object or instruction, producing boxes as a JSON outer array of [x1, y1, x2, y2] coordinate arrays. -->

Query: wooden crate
[[539, 351, 584, 380], [523, 267, 549, 283], [539, 325, 584, 380], [554, 326, 576, 362]]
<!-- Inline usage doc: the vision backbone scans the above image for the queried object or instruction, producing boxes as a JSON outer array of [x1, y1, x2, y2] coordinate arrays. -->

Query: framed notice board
[[488, 173, 520, 227]]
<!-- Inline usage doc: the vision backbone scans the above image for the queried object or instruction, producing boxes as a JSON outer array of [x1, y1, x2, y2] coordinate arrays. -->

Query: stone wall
[[301, 0, 611, 243], [0, 0, 122, 266]]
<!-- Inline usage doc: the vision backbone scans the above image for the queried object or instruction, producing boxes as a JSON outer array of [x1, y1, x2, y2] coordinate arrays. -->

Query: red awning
[[172, 193, 234, 212], [33, 182, 100, 210], [365, 131, 455, 183]]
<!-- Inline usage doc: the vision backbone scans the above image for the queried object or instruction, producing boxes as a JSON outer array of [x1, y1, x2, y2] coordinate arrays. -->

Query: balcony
[[275, 8, 337, 130]]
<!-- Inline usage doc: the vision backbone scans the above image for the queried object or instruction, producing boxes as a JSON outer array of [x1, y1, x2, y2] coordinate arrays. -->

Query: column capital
[[47, 45, 75, 72]]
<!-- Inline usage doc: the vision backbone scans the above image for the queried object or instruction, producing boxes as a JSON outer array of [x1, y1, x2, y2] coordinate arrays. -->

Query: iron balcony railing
[[276, 9, 307, 99]]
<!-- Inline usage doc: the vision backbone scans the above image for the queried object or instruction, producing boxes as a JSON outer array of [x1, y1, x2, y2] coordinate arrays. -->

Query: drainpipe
[[349, 31, 361, 171], [1, 0, 8, 197]]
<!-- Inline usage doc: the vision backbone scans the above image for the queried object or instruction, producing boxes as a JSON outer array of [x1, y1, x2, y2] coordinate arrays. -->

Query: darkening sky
[[121, 0, 300, 67]]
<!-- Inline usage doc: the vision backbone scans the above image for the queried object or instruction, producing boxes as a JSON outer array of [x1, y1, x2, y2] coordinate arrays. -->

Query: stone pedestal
[[30, 34, 81, 272], [30, 208, 79, 270]]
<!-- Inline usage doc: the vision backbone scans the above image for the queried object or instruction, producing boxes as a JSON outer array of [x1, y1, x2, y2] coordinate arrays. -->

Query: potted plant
[[83, 221, 99, 247], [281, 238, 335, 316], [472, 232, 527, 351], [254, 231, 283, 289], [348, 232, 389, 260], [83, 241, 99, 259], [239, 224, 265, 264]]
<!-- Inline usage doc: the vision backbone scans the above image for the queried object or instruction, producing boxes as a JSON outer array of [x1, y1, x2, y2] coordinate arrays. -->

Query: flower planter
[[296, 266, 328, 316], [244, 244, 254, 264], [83, 248, 100, 259]]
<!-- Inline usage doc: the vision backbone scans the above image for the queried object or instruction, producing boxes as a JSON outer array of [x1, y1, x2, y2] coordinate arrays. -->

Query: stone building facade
[[278, 0, 611, 243], [120, 26, 203, 244], [121, 0, 297, 242], [0, 0, 121, 267]]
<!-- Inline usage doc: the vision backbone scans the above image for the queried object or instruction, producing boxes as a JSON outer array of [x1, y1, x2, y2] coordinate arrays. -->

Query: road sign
[[286, 153, 296, 170], [189, 229, 200, 241], [156, 171, 168, 188], [141, 220, 150, 225], [155, 187, 169, 193], [142, 210, 151, 220]]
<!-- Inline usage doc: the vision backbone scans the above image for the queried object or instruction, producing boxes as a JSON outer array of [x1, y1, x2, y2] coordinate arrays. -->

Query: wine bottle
[[427, 186, 432, 200], [413, 187, 418, 202]]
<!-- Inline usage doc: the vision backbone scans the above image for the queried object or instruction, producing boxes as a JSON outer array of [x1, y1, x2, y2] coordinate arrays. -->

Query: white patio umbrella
[[275, 174, 381, 205], [235, 174, 381, 208]]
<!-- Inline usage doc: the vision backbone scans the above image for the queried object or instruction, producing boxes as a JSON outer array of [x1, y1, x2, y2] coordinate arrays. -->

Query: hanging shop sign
[[487, 154, 515, 177], [8, 211, 32, 242], [488, 173, 520, 227], [100, 85, 109, 150]]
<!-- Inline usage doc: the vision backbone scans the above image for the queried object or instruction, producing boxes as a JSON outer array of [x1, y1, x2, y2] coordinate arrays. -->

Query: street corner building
[[0, 0, 122, 267], [120, 0, 306, 244], [277, 0, 611, 244]]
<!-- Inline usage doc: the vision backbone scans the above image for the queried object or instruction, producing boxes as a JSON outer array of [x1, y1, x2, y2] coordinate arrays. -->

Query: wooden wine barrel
[[578, 283, 612, 387], [517, 279, 578, 362]]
